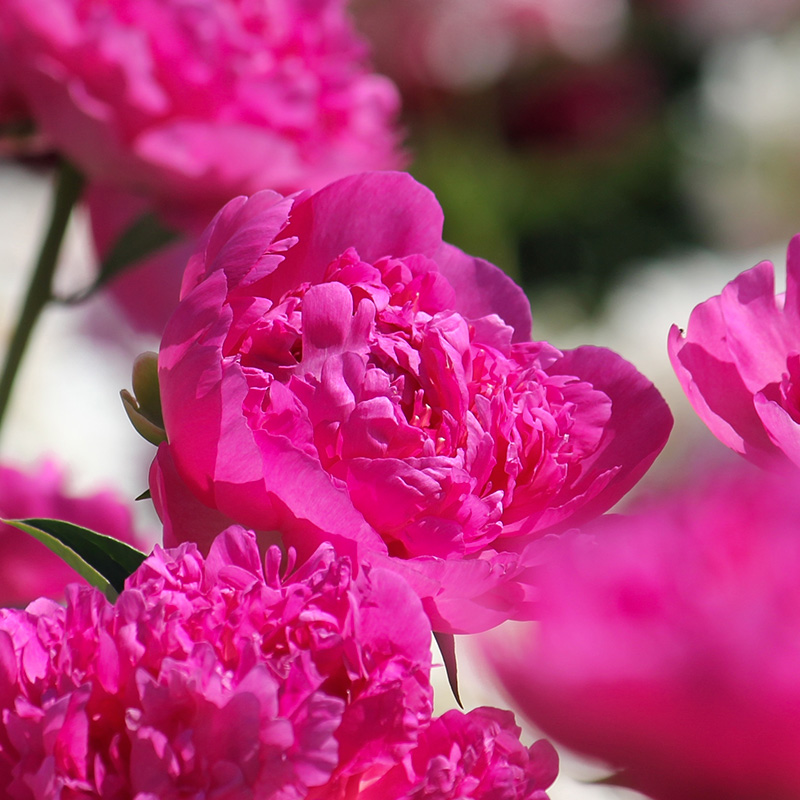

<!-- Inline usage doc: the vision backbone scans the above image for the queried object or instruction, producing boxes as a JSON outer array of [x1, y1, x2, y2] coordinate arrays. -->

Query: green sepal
[[131, 352, 163, 427], [433, 630, 462, 707], [122, 351, 166, 445], [121, 388, 167, 445]]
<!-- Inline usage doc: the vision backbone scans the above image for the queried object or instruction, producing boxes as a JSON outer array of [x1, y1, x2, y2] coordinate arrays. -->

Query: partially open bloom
[[356, 707, 558, 800], [487, 465, 800, 800], [0, 460, 148, 606], [150, 171, 672, 633], [0, 527, 433, 797], [669, 235, 800, 467]]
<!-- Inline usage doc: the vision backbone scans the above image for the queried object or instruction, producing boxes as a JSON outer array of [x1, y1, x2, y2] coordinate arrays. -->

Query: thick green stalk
[[0, 160, 84, 433]]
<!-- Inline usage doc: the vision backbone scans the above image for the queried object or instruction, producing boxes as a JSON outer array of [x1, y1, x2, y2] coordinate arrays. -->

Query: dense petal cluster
[[0, 527, 433, 798], [0, 460, 147, 606], [669, 235, 800, 467], [488, 466, 800, 800], [151, 171, 673, 633], [2, 0, 403, 217], [357, 707, 558, 800]]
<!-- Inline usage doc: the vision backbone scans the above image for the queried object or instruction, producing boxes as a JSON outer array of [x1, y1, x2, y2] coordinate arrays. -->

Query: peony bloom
[[487, 465, 800, 800], [669, 235, 800, 468], [2, 0, 405, 332], [0, 460, 148, 606], [355, 707, 558, 800], [3, 0, 403, 216], [150, 170, 673, 633], [0, 526, 433, 797]]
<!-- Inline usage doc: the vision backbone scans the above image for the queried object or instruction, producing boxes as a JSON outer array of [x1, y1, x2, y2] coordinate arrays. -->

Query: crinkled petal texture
[[154, 171, 672, 634], [0, 460, 148, 606], [488, 466, 800, 800], [0, 527, 433, 799], [354, 707, 558, 800], [669, 234, 800, 468], [3, 0, 403, 217]]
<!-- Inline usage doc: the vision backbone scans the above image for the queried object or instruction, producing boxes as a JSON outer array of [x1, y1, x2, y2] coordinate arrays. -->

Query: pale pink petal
[[754, 393, 800, 467], [670, 237, 800, 467], [718, 260, 800, 393], [668, 319, 773, 458]]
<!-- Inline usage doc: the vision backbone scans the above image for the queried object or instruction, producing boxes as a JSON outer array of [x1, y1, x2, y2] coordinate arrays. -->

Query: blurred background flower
[[1, 0, 405, 333], [485, 464, 800, 800]]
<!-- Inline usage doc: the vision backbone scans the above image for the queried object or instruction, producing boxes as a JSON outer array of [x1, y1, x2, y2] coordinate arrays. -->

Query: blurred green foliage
[[403, 10, 713, 315], [411, 118, 699, 313]]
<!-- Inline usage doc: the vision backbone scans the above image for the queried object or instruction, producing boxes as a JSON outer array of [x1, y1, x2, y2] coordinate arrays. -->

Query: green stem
[[0, 160, 84, 434]]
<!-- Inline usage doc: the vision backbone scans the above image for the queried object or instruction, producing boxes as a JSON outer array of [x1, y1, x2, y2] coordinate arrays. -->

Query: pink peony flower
[[150, 170, 673, 633], [355, 707, 558, 800], [0, 526, 433, 798], [3, 0, 403, 216], [487, 465, 800, 800], [3, 0, 405, 333], [0, 460, 148, 606], [669, 235, 800, 468]]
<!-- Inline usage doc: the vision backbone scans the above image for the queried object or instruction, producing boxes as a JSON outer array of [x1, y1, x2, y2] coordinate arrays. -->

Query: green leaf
[[96, 212, 180, 288], [4, 517, 148, 601]]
